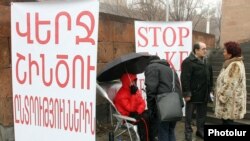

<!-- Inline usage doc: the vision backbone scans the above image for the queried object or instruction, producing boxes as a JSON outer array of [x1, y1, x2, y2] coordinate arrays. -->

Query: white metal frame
[[96, 83, 140, 141]]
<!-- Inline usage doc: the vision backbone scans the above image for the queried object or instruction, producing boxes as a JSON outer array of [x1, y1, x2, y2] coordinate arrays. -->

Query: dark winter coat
[[144, 59, 183, 118], [181, 53, 213, 103]]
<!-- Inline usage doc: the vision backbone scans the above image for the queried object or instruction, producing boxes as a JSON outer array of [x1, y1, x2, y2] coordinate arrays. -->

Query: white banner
[[11, 1, 99, 141], [135, 21, 192, 90]]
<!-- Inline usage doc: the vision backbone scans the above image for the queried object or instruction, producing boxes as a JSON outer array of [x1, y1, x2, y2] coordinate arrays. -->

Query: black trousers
[[137, 117, 150, 141], [184, 102, 207, 135], [148, 117, 159, 141], [130, 112, 150, 141]]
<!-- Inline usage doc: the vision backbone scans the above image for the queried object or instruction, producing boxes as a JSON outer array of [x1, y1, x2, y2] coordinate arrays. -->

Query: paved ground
[[96, 120, 203, 141]]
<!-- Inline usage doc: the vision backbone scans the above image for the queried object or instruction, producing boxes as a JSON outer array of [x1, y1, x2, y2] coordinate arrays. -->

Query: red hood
[[120, 73, 137, 89]]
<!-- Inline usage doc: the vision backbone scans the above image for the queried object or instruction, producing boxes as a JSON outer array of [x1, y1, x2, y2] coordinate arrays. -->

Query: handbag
[[156, 69, 183, 121]]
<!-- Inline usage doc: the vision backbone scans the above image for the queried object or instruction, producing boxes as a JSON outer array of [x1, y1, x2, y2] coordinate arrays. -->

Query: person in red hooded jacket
[[114, 73, 149, 141]]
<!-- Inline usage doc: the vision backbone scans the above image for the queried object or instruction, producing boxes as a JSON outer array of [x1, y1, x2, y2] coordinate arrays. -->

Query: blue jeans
[[158, 121, 177, 141]]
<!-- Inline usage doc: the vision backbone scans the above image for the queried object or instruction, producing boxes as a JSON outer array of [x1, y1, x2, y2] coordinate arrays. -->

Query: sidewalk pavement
[[96, 120, 204, 141]]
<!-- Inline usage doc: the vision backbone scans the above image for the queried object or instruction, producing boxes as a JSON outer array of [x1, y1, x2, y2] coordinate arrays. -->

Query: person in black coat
[[145, 57, 183, 141], [181, 42, 213, 141]]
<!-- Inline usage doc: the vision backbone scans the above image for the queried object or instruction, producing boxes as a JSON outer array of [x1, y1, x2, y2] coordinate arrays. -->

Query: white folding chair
[[98, 81, 121, 126], [96, 83, 140, 141]]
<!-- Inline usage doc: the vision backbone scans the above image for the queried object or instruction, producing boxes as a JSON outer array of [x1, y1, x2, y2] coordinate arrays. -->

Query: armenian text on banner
[[11, 1, 99, 141]]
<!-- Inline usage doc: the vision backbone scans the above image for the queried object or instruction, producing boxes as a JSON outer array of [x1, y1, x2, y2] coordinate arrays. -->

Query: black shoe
[[196, 131, 204, 139], [185, 133, 192, 141]]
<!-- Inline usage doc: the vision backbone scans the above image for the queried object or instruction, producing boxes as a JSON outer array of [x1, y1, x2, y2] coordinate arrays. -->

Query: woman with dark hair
[[214, 41, 247, 125]]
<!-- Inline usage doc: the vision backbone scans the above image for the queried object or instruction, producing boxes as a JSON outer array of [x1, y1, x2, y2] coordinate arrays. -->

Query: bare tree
[[127, 0, 165, 21], [193, 0, 222, 47], [211, 0, 222, 48], [128, 0, 211, 29], [99, 0, 221, 42], [99, 0, 134, 18], [193, 6, 216, 32], [163, 0, 214, 30], [0, 0, 36, 5], [167, 0, 204, 21]]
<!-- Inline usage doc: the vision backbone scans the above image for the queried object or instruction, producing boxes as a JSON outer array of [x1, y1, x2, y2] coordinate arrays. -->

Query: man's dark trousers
[[184, 102, 207, 138]]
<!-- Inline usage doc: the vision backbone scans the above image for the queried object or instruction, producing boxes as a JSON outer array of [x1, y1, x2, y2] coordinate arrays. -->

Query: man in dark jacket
[[181, 42, 213, 141], [145, 57, 183, 141]]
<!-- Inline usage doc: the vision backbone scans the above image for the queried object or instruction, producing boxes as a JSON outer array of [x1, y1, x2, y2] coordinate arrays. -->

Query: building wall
[[97, 13, 135, 73], [221, 0, 250, 45], [193, 31, 215, 49], [0, 4, 14, 141], [0, 5, 11, 126]]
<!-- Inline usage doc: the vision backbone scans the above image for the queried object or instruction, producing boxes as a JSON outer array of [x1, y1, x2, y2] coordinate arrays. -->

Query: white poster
[[11, 1, 99, 141], [135, 21, 192, 90]]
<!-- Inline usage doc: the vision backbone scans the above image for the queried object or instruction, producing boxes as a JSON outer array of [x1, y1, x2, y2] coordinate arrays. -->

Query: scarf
[[222, 57, 243, 69]]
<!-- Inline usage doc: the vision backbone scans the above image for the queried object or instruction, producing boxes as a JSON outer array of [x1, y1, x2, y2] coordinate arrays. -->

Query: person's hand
[[129, 112, 140, 120], [209, 92, 214, 102], [130, 85, 138, 95], [184, 96, 191, 102]]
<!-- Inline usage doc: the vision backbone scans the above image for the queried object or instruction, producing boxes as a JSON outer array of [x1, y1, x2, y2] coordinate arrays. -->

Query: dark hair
[[224, 41, 241, 58], [193, 43, 200, 54]]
